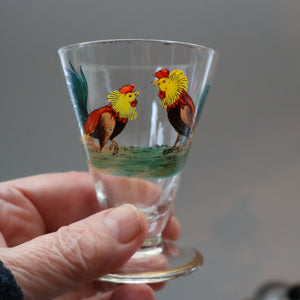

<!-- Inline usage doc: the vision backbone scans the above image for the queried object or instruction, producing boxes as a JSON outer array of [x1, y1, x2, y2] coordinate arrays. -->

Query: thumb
[[0, 204, 147, 300]]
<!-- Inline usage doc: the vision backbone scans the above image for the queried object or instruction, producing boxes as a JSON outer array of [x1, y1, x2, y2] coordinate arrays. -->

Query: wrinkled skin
[[0, 172, 180, 300]]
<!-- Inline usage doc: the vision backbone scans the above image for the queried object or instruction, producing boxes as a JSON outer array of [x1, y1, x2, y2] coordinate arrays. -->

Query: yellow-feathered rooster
[[83, 85, 139, 155], [66, 62, 139, 155], [152, 69, 195, 148]]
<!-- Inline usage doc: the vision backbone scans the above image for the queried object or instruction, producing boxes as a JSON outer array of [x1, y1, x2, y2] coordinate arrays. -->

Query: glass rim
[[58, 38, 216, 56]]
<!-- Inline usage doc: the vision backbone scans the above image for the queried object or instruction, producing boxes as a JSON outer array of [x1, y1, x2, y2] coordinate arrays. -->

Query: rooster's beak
[[152, 80, 158, 87]]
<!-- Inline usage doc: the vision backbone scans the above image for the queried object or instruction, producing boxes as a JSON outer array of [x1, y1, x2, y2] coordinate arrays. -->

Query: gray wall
[[1, 1, 299, 299]]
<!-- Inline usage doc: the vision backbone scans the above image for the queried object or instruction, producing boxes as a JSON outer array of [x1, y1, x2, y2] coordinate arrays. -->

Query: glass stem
[[138, 234, 163, 256]]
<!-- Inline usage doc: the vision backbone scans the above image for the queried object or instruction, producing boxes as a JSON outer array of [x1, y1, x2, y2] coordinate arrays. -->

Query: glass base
[[99, 240, 203, 284]]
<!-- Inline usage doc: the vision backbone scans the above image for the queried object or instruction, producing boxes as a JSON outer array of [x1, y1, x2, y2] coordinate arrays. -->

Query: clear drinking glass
[[58, 39, 216, 283]]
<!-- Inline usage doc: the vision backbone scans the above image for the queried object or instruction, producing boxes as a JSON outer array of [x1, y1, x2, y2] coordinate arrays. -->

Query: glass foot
[[99, 240, 203, 284]]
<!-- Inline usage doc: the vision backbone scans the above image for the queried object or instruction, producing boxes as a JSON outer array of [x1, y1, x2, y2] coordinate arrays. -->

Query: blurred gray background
[[0, 1, 299, 299]]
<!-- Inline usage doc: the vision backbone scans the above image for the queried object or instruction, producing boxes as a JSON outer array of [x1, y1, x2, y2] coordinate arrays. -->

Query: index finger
[[5, 171, 100, 232]]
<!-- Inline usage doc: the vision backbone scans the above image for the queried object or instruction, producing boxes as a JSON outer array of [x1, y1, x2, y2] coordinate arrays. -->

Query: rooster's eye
[[128, 95, 132, 98], [162, 80, 166, 83]]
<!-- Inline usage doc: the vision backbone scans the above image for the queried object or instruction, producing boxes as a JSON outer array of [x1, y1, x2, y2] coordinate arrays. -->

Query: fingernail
[[103, 204, 143, 244]]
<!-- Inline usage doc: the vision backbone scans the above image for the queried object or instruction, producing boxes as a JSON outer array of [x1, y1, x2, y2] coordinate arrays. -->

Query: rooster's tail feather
[[66, 61, 89, 128]]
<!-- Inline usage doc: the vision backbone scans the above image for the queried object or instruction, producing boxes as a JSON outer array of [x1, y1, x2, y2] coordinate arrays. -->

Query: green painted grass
[[87, 145, 190, 178]]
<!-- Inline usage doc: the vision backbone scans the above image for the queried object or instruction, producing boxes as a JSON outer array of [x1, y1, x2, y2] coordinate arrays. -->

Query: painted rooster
[[152, 68, 195, 148], [66, 62, 139, 155], [83, 85, 139, 155]]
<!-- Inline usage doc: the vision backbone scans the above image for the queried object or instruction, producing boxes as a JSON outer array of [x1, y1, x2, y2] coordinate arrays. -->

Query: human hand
[[0, 172, 180, 300]]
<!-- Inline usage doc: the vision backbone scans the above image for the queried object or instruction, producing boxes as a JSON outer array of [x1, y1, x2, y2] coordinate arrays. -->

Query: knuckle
[[52, 224, 99, 276]]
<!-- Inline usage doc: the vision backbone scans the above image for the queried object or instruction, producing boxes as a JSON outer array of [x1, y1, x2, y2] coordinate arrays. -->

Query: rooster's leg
[[173, 134, 181, 148], [163, 133, 182, 155], [87, 136, 100, 152], [110, 139, 120, 155]]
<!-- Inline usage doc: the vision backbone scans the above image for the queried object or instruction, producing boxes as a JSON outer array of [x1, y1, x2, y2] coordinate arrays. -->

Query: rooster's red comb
[[119, 84, 135, 94], [154, 69, 170, 79]]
